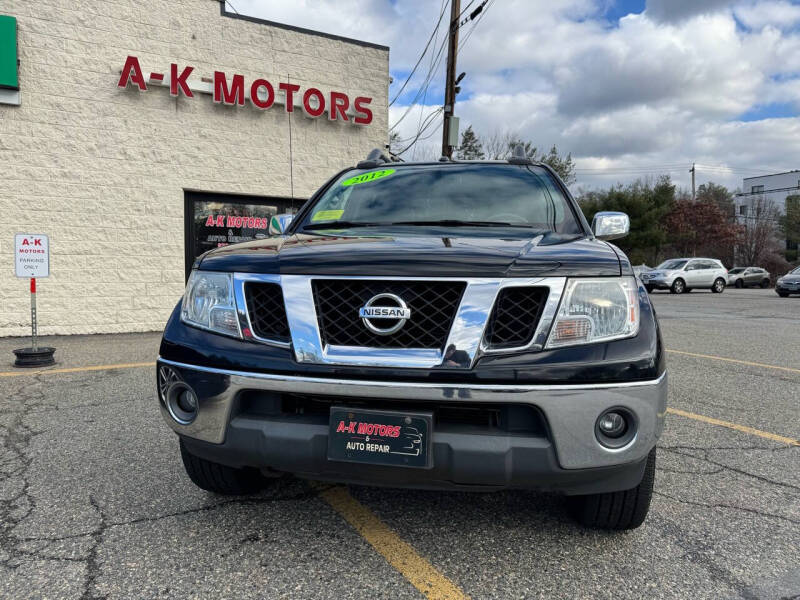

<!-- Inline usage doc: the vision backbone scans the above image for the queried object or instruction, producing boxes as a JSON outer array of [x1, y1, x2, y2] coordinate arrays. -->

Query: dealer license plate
[[327, 407, 432, 468]]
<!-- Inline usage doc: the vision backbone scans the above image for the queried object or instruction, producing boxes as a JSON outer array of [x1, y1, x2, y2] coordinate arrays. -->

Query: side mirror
[[592, 211, 630, 241], [268, 213, 294, 236]]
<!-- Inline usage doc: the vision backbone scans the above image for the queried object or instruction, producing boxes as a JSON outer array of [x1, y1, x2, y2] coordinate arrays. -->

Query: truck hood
[[198, 232, 622, 278]]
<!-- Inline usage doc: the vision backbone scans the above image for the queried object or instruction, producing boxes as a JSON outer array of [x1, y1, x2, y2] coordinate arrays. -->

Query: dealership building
[[0, 0, 389, 336]]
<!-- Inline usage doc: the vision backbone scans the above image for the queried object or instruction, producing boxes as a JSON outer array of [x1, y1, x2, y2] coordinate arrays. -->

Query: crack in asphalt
[[15, 484, 336, 547], [0, 376, 45, 571], [80, 495, 105, 600], [1, 374, 334, 597], [651, 513, 759, 600], [659, 445, 800, 493], [654, 490, 800, 526], [659, 465, 726, 475]]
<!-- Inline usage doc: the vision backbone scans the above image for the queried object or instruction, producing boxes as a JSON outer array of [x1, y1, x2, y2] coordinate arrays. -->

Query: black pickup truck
[[157, 149, 667, 530]]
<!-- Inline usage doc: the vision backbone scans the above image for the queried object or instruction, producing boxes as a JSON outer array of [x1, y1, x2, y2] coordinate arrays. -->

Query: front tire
[[569, 448, 656, 530], [670, 278, 686, 294], [778, 291, 789, 298], [735, 279, 743, 288], [179, 438, 266, 495], [645, 285, 654, 294], [712, 278, 726, 293]]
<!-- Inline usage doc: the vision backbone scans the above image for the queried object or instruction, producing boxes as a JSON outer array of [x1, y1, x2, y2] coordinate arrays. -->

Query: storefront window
[[184, 192, 296, 278]]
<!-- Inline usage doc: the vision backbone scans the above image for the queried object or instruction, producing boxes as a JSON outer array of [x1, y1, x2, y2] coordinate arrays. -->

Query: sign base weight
[[13, 347, 56, 368]]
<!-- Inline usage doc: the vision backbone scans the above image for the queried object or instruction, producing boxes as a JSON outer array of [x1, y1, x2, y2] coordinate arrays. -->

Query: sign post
[[13, 234, 55, 367]]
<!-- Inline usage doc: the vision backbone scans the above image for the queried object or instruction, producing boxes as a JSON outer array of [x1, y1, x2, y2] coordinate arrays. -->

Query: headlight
[[180, 271, 241, 338], [546, 277, 639, 348]]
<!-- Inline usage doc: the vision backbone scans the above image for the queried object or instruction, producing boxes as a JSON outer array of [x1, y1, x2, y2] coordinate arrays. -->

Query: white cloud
[[235, 0, 800, 192], [734, 1, 800, 30]]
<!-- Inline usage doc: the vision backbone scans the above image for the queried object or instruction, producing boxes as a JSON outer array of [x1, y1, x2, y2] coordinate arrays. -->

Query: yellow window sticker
[[312, 209, 344, 222], [342, 169, 395, 187]]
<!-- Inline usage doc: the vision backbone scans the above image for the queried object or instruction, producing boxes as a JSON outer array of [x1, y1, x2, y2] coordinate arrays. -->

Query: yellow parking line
[[318, 485, 469, 600], [666, 349, 800, 375], [0, 361, 153, 377], [667, 407, 800, 446]]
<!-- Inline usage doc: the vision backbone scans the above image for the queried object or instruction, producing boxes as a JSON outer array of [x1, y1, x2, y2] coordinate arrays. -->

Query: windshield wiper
[[302, 219, 540, 231], [386, 220, 539, 228]]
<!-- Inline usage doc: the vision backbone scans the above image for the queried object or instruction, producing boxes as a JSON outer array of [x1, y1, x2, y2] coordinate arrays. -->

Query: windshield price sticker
[[15, 234, 50, 278], [342, 169, 395, 187], [312, 209, 345, 222]]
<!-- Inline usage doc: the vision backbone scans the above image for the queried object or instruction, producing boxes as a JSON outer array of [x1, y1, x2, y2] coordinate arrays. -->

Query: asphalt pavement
[[0, 288, 798, 599]]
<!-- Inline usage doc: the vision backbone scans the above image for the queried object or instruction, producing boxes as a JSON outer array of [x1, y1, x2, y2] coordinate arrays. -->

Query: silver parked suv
[[640, 258, 728, 294]]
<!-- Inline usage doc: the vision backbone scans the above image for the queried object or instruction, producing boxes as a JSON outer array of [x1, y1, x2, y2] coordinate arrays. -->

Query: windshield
[[298, 164, 582, 234], [729, 268, 744, 274], [791, 267, 800, 274], [658, 260, 688, 270]]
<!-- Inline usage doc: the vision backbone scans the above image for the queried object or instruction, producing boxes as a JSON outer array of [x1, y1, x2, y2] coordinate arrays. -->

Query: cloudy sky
[[229, 0, 800, 192]]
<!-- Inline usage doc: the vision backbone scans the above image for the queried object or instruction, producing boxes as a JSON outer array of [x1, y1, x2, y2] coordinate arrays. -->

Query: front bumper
[[776, 282, 800, 294], [158, 359, 667, 480], [641, 276, 672, 289]]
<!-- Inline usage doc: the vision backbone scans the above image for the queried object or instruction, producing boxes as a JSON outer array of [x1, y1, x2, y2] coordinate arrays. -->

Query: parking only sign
[[15, 234, 50, 278]]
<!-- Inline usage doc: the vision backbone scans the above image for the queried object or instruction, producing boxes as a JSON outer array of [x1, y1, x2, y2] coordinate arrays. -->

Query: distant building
[[734, 171, 799, 218], [734, 171, 799, 254]]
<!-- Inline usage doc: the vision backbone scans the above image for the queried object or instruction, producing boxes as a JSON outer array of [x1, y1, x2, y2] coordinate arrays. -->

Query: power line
[[574, 164, 691, 172], [414, 0, 448, 160], [573, 163, 780, 175], [458, 0, 477, 19], [397, 108, 445, 155], [396, 106, 444, 143], [389, 35, 449, 130], [458, 0, 493, 51], [399, 121, 444, 156], [225, 0, 240, 15], [388, 1, 450, 107]]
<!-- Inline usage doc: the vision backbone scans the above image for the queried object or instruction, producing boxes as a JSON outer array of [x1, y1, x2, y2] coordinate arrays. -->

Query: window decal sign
[[342, 169, 396, 187], [117, 56, 373, 125]]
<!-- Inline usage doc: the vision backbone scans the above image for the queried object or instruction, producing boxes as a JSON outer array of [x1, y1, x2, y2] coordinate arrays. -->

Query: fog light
[[598, 411, 626, 438], [595, 408, 636, 449], [166, 382, 198, 425], [176, 389, 197, 414]]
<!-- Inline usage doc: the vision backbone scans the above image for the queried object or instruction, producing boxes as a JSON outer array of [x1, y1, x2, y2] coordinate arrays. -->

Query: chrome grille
[[245, 282, 290, 342], [485, 287, 548, 349], [311, 280, 465, 349]]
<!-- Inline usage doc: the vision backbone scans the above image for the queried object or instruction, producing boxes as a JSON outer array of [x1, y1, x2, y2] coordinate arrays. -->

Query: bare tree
[[736, 196, 783, 265], [482, 130, 576, 184], [484, 131, 517, 159]]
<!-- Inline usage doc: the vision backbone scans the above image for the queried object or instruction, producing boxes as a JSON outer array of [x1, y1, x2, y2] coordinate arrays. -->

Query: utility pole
[[441, 0, 461, 159], [690, 163, 696, 201]]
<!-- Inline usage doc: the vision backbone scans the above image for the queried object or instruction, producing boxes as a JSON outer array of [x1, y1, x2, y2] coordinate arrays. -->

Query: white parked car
[[640, 258, 728, 294], [632, 264, 652, 280]]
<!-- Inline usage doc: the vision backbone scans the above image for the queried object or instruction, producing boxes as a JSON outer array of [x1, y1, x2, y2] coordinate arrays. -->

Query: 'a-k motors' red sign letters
[[117, 56, 373, 125]]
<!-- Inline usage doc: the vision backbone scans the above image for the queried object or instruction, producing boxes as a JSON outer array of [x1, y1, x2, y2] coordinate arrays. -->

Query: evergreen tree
[[456, 125, 485, 160], [578, 177, 676, 265]]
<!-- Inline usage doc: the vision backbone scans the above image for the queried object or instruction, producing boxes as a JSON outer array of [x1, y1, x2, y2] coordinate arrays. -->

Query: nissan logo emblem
[[358, 293, 411, 336]]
